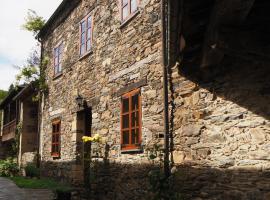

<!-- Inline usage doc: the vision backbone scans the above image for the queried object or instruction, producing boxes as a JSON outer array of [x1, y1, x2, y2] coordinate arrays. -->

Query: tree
[[15, 10, 47, 98]]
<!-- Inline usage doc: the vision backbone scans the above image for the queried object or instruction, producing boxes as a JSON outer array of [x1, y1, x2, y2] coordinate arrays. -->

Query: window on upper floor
[[53, 43, 63, 76], [121, 0, 138, 22], [121, 89, 142, 150], [80, 14, 93, 57], [52, 119, 61, 158]]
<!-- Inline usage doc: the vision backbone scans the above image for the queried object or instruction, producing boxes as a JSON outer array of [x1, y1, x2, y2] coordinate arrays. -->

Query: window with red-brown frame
[[121, 0, 139, 22], [79, 14, 93, 57], [121, 89, 142, 150], [53, 43, 63, 76], [52, 120, 61, 157]]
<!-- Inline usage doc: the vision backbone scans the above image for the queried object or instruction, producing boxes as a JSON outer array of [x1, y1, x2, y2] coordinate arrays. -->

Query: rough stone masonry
[[39, 0, 270, 199]]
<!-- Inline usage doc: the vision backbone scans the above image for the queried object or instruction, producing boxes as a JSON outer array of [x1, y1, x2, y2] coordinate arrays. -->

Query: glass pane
[[132, 94, 139, 110], [81, 32, 86, 44], [80, 44, 85, 55], [87, 16, 92, 28], [122, 114, 129, 129], [131, 129, 139, 144], [122, 0, 128, 6], [52, 135, 55, 143], [122, 98, 129, 113], [55, 145, 59, 153], [122, 6, 129, 20], [54, 56, 58, 66], [123, 131, 129, 145], [81, 21, 86, 32], [131, 0, 138, 13], [87, 28, 91, 40], [87, 40, 91, 51], [52, 145, 56, 153], [58, 62, 62, 73], [131, 111, 139, 127], [55, 134, 59, 143], [53, 125, 56, 133]]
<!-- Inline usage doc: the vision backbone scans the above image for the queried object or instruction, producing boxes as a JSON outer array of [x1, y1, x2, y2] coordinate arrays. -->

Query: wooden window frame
[[53, 42, 63, 77], [79, 13, 93, 57], [51, 119, 61, 158], [120, 0, 139, 22], [121, 88, 142, 150]]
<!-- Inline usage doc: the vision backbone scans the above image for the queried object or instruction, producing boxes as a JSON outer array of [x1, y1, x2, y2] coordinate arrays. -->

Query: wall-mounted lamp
[[75, 94, 84, 109]]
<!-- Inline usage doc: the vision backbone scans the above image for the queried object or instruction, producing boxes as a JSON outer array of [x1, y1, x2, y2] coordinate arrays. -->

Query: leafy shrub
[[25, 163, 40, 178], [0, 158, 19, 177]]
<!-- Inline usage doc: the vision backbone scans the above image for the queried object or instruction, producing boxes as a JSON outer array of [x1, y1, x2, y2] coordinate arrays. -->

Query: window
[[80, 14, 93, 57], [121, 0, 138, 22], [52, 120, 61, 157], [121, 89, 141, 150], [53, 43, 63, 76]]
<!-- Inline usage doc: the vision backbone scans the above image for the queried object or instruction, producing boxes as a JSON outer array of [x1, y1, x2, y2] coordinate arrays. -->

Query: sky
[[0, 0, 62, 91]]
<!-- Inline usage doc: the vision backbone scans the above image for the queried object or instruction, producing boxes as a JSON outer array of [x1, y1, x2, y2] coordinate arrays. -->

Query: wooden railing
[[2, 120, 16, 142]]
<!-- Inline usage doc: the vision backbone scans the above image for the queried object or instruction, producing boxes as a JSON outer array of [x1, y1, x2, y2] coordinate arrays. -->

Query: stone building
[[38, 0, 270, 199], [0, 85, 39, 168]]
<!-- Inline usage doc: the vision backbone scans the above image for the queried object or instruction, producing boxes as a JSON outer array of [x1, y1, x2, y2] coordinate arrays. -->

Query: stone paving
[[0, 177, 54, 200]]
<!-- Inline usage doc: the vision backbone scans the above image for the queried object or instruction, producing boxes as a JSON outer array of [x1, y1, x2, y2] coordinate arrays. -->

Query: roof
[[0, 86, 24, 109], [38, 0, 81, 39]]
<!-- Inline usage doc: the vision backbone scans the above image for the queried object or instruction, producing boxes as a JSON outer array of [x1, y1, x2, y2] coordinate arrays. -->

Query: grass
[[9, 177, 72, 192]]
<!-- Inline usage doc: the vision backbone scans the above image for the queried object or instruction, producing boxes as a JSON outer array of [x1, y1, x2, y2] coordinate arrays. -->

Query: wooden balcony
[[2, 120, 16, 142]]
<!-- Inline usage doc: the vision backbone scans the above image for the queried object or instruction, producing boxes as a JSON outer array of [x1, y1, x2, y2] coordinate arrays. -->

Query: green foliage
[[15, 10, 48, 101], [148, 168, 182, 200], [10, 177, 72, 193], [25, 164, 40, 178], [10, 121, 23, 156], [0, 158, 19, 177], [22, 9, 45, 36], [146, 144, 182, 200], [0, 90, 7, 102]]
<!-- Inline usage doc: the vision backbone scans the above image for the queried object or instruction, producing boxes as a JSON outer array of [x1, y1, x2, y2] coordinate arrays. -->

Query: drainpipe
[[36, 37, 43, 168], [161, 0, 170, 178]]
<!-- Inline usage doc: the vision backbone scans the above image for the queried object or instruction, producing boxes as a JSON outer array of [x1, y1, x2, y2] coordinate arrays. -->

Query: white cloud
[[0, 0, 62, 90]]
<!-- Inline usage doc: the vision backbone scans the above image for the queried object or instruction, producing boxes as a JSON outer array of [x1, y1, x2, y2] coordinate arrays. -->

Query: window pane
[[131, 111, 139, 127], [131, 0, 138, 13], [122, 0, 128, 6], [87, 16, 92, 28], [122, 98, 129, 113], [52, 135, 56, 143], [87, 40, 91, 51], [55, 145, 59, 153], [55, 134, 59, 143], [87, 28, 91, 40], [80, 44, 85, 55], [58, 63, 62, 73], [52, 124, 56, 133], [123, 131, 129, 145], [122, 5, 129, 20], [132, 94, 139, 110], [122, 114, 129, 129], [131, 129, 139, 144], [54, 56, 58, 66], [81, 32, 86, 44], [81, 21, 86, 32]]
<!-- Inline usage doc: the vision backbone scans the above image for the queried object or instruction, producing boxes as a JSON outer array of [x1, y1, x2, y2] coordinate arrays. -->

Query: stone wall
[[19, 96, 39, 168], [40, 0, 163, 186], [171, 57, 270, 199]]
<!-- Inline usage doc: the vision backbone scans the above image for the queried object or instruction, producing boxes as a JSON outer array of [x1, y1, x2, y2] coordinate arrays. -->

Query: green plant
[[146, 144, 182, 200], [0, 158, 19, 177], [22, 9, 45, 36], [9, 176, 72, 192], [25, 164, 40, 178]]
